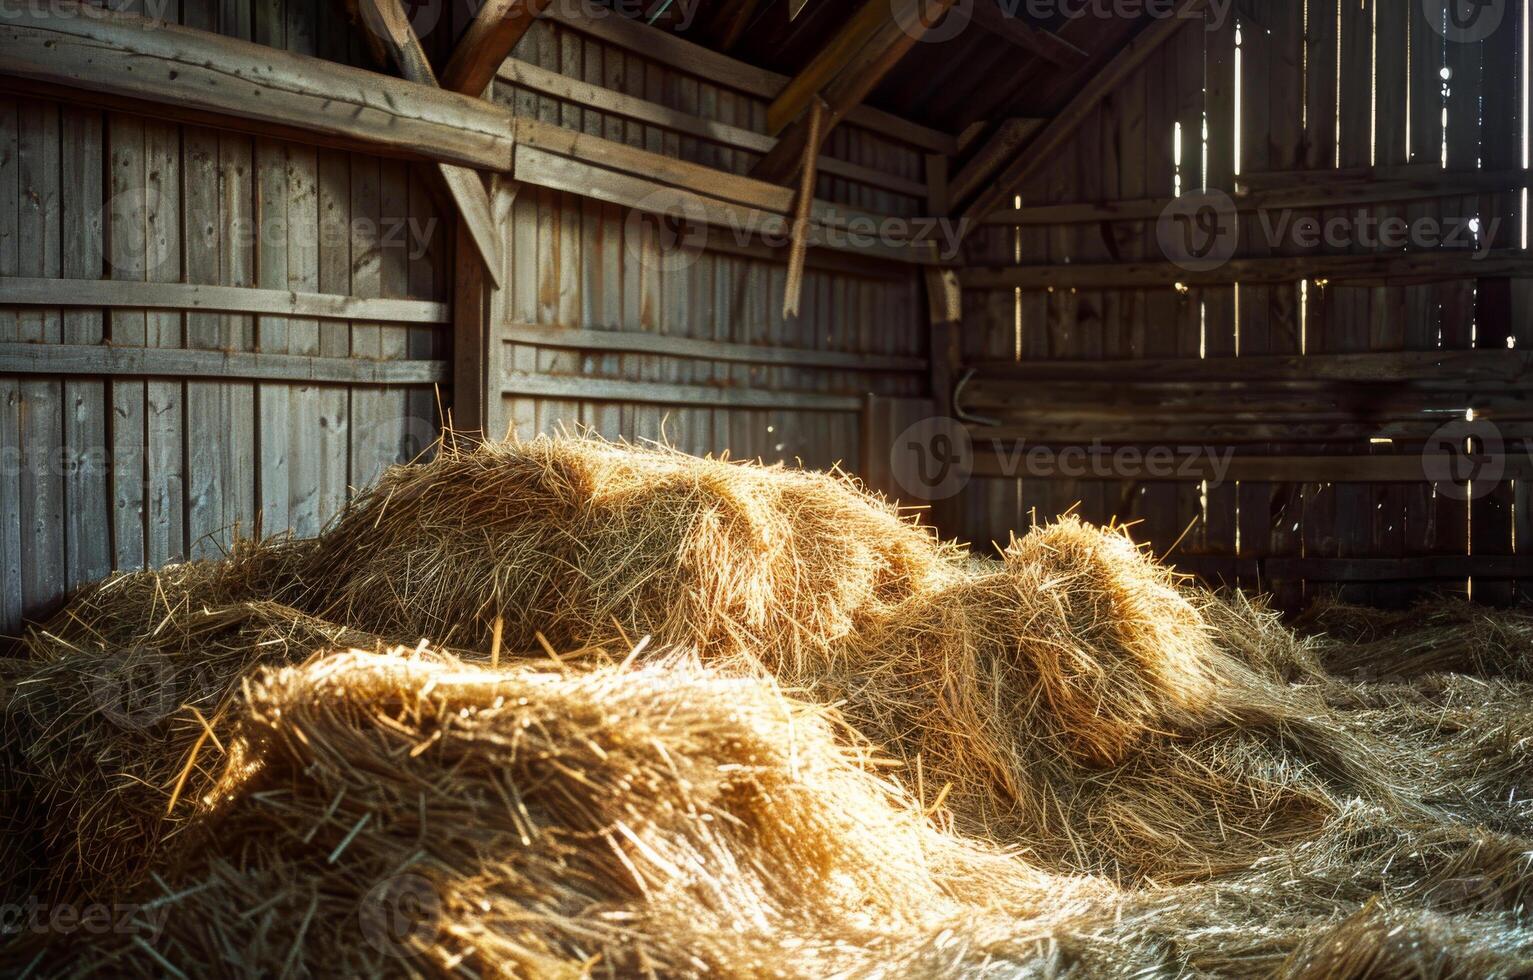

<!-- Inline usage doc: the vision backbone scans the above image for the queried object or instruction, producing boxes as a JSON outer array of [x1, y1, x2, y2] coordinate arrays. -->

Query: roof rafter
[[752, 0, 959, 184], [959, 0, 1208, 229], [441, 0, 553, 96], [967, 0, 1088, 66]]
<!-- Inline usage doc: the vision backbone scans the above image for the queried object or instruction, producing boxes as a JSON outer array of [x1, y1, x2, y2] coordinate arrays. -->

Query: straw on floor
[[2, 434, 1529, 977]]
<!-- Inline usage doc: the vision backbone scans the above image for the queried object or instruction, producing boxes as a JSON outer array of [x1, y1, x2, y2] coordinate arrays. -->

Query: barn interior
[[2, 0, 1532, 975]]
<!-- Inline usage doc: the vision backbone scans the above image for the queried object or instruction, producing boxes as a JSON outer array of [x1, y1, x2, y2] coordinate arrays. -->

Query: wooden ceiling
[[644, 0, 1150, 133]]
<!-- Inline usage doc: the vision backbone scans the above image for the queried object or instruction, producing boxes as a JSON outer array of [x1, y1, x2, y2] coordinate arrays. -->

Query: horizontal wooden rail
[[0, 344, 449, 384], [960, 385, 1533, 426], [514, 116, 916, 239], [963, 251, 1533, 289], [964, 419, 1533, 444], [511, 137, 937, 264], [547, 7, 956, 154], [0, 4, 517, 171], [966, 349, 1533, 384], [983, 168, 1533, 225], [497, 59, 929, 199], [0, 278, 450, 323], [502, 373, 864, 411], [501, 324, 924, 371], [1170, 555, 1527, 583]]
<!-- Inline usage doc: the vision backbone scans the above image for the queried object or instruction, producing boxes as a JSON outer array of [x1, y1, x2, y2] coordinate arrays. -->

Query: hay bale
[[293, 437, 962, 668], [0, 561, 387, 907], [41, 648, 1109, 978]]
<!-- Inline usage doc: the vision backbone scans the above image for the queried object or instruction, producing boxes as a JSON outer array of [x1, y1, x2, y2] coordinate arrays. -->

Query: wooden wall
[[486, 17, 930, 474], [0, 0, 450, 635], [957, 0, 1531, 608]]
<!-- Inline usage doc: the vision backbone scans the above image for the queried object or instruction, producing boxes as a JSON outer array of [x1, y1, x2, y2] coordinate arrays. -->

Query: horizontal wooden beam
[[496, 59, 929, 197], [502, 373, 864, 411], [967, 349, 1533, 384], [514, 116, 899, 233], [983, 168, 1533, 225], [501, 324, 925, 371], [0, 277, 449, 323], [962, 250, 1533, 289], [0, 4, 517, 171], [1170, 555, 1526, 583], [963, 419, 1533, 444], [546, 5, 956, 154], [0, 343, 448, 384], [511, 133, 937, 264]]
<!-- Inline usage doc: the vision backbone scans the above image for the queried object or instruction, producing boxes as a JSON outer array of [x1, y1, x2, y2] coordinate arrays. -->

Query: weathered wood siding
[[0, 0, 449, 635], [487, 17, 930, 475], [958, 0, 1530, 608]]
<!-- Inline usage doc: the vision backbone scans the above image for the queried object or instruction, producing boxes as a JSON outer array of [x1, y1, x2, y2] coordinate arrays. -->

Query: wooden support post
[[925, 152, 949, 215], [924, 266, 963, 533], [452, 178, 516, 438]]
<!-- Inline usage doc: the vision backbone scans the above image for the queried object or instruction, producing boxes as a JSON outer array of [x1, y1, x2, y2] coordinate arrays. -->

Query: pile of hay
[[274, 438, 1390, 879], [1300, 597, 1533, 681], [17, 648, 1106, 977], [2, 434, 1531, 977]]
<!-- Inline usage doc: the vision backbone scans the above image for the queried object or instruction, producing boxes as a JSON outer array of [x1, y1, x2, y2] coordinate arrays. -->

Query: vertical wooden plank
[[1369, 0, 1413, 608], [1201, 10, 1238, 573], [145, 121, 185, 567], [1442, 0, 1483, 600], [348, 153, 389, 492], [1470, 0, 1522, 605], [256, 137, 290, 537], [0, 97, 22, 632], [1261, 0, 1310, 611], [16, 102, 65, 621], [106, 114, 147, 573], [1136, 37, 1185, 557], [406, 168, 445, 450], [1300, 0, 1342, 606], [184, 126, 221, 558], [60, 106, 111, 595], [379, 157, 413, 462], [1321, 0, 1377, 605]]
